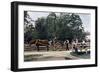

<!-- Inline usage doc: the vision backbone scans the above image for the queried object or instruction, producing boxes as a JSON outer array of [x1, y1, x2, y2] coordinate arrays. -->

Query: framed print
[[11, 1, 98, 71]]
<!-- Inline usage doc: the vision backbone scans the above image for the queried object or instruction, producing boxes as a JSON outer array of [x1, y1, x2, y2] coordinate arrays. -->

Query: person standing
[[82, 40, 85, 49], [64, 40, 69, 50], [72, 40, 78, 53]]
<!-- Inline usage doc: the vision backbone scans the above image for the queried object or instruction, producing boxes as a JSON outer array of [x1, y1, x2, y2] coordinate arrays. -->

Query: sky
[[27, 11, 91, 32]]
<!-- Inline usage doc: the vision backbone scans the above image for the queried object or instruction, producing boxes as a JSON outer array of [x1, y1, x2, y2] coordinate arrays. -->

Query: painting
[[11, 1, 97, 71], [24, 11, 91, 62]]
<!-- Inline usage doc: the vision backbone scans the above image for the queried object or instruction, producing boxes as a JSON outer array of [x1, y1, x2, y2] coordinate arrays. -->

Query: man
[[64, 40, 69, 50]]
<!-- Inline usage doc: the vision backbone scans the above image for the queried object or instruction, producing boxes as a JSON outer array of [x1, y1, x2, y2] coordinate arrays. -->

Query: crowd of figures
[[71, 40, 90, 54], [24, 38, 90, 54], [49, 39, 90, 53]]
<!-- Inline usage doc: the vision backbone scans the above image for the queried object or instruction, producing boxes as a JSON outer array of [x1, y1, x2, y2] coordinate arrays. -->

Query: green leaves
[[24, 12, 86, 42]]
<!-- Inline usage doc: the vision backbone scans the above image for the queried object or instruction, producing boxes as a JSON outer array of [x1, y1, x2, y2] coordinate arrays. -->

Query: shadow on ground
[[70, 51, 90, 59]]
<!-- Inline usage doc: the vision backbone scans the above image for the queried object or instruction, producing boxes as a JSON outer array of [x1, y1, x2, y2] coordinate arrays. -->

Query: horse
[[29, 39, 49, 51]]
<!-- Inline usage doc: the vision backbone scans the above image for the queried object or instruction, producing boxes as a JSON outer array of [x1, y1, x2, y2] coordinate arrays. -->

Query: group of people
[[49, 38, 88, 53], [71, 40, 88, 53]]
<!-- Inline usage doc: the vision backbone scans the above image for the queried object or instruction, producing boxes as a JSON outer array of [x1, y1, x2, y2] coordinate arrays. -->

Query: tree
[[69, 13, 84, 41], [35, 18, 48, 39], [24, 12, 87, 43], [24, 11, 35, 43], [51, 13, 84, 42], [46, 12, 57, 39]]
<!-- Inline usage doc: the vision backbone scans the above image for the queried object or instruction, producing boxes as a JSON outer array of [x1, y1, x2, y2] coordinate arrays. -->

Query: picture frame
[[11, 1, 98, 72]]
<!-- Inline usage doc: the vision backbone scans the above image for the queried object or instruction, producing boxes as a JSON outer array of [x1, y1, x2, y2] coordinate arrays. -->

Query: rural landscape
[[24, 11, 90, 62]]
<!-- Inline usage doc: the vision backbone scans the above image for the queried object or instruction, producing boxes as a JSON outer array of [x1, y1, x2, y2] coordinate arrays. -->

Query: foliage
[[24, 12, 87, 43]]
